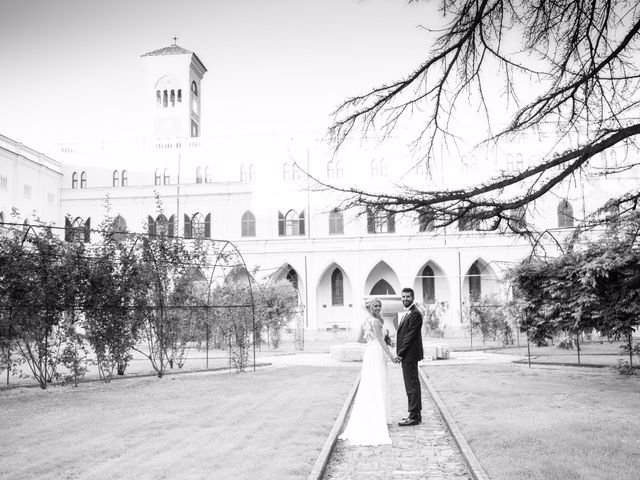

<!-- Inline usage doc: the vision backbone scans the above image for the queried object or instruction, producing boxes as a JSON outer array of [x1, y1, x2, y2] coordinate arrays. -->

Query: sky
[[0, 0, 435, 156]]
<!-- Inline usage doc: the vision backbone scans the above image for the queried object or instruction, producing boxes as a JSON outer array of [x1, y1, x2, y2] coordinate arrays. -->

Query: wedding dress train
[[339, 317, 391, 445]]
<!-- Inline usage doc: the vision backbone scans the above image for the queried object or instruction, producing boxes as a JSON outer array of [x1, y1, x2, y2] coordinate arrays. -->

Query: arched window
[[196, 167, 203, 184], [286, 268, 299, 290], [331, 269, 344, 306], [0, 211, 4, 225], [121, 170, 128, 187], [508, 206, 526, 230], [557, 200, 574, 228], [240, 164, 248, 182], [327, 160, 335, 178], [249, 164, 256, 182], [191, 213, 206, 238], [367, 208, 395, 234], [468, 262, 481, 301], [113, 215, 127, 239], [177, 89, 182, 103], [156, 90, 161, 106], [329, 210, 344, 235], [370, 159, 378, 177], [112, 170, 120, 187], [418, 209, 434, 232], [163, 168, 170, 185], [71, 172, 78, 189], [285, 210, 300, 236], [191, 81, 198, 113], [422, 265, 435, 304], [80, 171, 87, 189], [154, 168, 161, 186], [241, 211, 256, 237], [335, 160, 343, 178], [163, 90, 168, 108], [379, 158, 387, 176], [204, 167, 211, 183], [170, 89, 175, 107], [370, 279, 395, 295], [66, 217, 90, 243], [156, 214, 169, 237], [282, 163, 291, 181]]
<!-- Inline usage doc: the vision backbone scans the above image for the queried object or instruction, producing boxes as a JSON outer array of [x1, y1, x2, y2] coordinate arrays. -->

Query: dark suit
[[396, 304, 423, 419]]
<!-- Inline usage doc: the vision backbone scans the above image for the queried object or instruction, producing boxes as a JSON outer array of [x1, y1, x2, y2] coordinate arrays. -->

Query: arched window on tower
[[367, 208, 395, 234], [170, 89, 175, 107], [240, 164, 248, 182], [71, 172, 78, 189], [80, 171, 87, 189], [204, 167, 211, 183], [331, 269, 344, 306], [156, 214, 169, 237], [163, 90, 168, 108], [241, 211, 256, 237], [156, 90, 161, 107], [422, 265, 435, 304], [112, 170, 120, 187], [177, 89, 182, 103], [557, 200, 574, 228], [154, 168, 161, 186], [163, 168, 170, 185], [196, 167, 203, 184], [121, 170, 128, 186], [282, 163, 292, 181], [191, 81, 198, 114], [249, 164, 255, 182], [285, 210, 300, 236], [191, 213, 208, 238]]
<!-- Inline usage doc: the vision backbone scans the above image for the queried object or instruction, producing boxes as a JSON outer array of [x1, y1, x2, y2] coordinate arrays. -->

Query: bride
[[339, 297, 397, 445]]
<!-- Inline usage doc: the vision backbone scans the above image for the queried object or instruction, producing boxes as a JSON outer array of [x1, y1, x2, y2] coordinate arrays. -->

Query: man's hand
[[395, 356, 402, 364]]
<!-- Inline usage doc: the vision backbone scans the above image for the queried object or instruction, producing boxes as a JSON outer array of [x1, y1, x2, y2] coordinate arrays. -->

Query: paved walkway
[[322, 363, 473, 480]]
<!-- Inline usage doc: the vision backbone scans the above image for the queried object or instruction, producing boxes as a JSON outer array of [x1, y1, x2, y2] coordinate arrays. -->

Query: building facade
[[40, 43, 637, 334]]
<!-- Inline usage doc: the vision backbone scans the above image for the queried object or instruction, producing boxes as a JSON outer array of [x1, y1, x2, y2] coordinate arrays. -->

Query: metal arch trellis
[[0, 221, 259, 385]]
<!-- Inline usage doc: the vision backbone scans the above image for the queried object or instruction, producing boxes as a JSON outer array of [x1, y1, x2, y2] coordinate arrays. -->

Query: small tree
[[257, 282, 298, 349]]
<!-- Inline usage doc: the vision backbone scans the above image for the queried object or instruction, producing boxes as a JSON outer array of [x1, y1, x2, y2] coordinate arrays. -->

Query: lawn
[[424, 363, 640, 480], [0, 365, 359, 480]]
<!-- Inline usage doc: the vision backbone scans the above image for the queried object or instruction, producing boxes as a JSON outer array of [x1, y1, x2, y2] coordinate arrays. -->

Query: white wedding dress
[[339, 316, 391, 445]]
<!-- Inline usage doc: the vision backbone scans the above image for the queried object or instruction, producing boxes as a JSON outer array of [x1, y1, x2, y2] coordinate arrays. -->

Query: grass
[[0, 365, 359, 480], [424, 363, 640, 480]]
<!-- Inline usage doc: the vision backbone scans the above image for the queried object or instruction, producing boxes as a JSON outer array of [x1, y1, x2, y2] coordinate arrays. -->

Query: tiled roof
[[141, 44, 193, 57]]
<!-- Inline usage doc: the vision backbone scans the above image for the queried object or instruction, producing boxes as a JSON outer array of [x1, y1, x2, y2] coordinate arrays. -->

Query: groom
[[395, 287, 424, 426]]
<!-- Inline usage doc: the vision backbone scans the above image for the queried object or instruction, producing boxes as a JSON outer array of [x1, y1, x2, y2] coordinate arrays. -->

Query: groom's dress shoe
[[398, 417, 421, 427]]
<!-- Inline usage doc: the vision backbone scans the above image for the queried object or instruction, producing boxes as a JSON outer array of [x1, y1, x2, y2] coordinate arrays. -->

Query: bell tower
[[141, 39, 207, 138]]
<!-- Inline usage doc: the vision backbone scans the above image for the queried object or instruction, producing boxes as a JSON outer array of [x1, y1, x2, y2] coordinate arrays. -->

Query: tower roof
[[141, 44, 193, 57], [141, 43, 207, 73]]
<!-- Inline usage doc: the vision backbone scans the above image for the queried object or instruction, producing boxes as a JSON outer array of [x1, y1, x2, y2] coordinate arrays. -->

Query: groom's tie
[[399, 308, 410, 326]]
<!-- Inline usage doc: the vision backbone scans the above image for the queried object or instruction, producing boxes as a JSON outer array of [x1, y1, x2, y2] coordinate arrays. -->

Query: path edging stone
[[307, 373, 360, 480], [420, 367, 491, 480]]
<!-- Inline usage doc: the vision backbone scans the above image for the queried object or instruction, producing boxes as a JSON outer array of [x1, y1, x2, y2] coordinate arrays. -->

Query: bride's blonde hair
[[365, 297, 382, 313]]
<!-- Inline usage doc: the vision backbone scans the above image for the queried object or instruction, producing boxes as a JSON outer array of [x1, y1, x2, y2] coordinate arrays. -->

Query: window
[[156, 90, 161, 106], [156, 214, 169, 237], [163, 168, 170, 185], [249, 164, 255, 182], [366, 208, 395, 234], [65, 217, 91, 243], [370, 279, 395, 295], [154, 169, 161, 185], [329, 210, 344, 235], [557, 200, 574, 228], [170, 89, 175, 107], [149, 214, 175, 238], [422, 266, 435, 304], [370, 159, 387, 177], [279, 210, 305, 236], [418, 210, 434, 232], [286, 268, 299, 290], [241, 164, 255, 182], [191, 213, 205, 238], [163, 90, 168, 108], [468, 262, 481, 301], [80, 171, 87, 189], [0, 175, 7, 191], [196, 167, 203, 184], [113, 215, 127, 239], [191, 81, 198, 114], [282, 163, 291, 181], [121, 170, 128, 187], [370, 159, 378, 177], [241, 211, 256, 237], [23, 185, 31, 199], [458, 208, 480, 231], [508, 206, 526, 230], [326, 160, 343, 178], [241, 164, 248, 182], [113, 170, 120, 187], [331, 269, 344, 306], [204, 167, 211, 183], [191, 120, 199, 137], [72, 172, 78, 189], [177, 89, 182, 103]]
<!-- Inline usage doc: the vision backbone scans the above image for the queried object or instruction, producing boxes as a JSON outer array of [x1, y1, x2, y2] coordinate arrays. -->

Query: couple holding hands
[[339, 288, 424, 446]]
